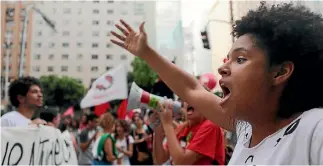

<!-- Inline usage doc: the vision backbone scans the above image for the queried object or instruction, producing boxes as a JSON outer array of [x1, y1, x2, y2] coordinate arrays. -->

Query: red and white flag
[[80, 64, 128, 108]]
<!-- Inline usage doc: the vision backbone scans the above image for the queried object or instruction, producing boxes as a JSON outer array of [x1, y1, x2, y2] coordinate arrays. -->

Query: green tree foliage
[[132, 57, 157, 87], [40, 75, 85, 108]]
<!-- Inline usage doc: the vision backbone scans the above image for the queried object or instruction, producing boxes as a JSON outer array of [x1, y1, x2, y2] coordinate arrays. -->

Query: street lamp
[[18, 3, 57, 78], [3, 33, 13, 103]]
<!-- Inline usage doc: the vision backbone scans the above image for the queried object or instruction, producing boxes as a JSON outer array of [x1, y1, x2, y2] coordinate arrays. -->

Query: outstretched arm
[[110, 19, 235, 131]]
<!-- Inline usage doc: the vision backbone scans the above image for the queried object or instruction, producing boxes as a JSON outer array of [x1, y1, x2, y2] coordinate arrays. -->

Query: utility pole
[[4, 34, 13, 103], [18, 3, 56, 77]]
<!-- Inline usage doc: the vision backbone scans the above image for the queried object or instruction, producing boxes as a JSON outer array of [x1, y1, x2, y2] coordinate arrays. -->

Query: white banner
[[1, 126, 78, 165], [80, 64, 128, 108]]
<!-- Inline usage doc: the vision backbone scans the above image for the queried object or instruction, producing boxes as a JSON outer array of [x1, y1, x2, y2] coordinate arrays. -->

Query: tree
[[132, 57, 157, 87], [40, 75, 85, 108]]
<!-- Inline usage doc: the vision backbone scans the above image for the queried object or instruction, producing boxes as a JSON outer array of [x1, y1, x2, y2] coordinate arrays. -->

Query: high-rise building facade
[[1, 1, 34, 104], [29, 1, 156, 87]]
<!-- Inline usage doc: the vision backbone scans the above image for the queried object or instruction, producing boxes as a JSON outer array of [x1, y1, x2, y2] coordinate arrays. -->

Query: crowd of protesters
[[54, 105, 234, 165], [0, 76, 234, 165]]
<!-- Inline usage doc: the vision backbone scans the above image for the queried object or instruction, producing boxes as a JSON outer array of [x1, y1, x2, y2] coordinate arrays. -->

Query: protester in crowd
[[92, 112, 118, 165], [153, 101, 225, 165], [111, 2, 323, 164], [39, 109, 61, 128], [79, 114, 88, 130], [78, 113, 99, 165], [130, 109, 148, 132], [70, 118, 80, 133], [131, 115, 153, 165], [113, 120, 134, 165], [1, 76, 47, 127], [40, 110, 78, 151], [146, 110, 162, 153]]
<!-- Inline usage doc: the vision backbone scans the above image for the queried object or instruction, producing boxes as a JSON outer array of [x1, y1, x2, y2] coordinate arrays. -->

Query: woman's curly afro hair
[[232, 2, 323, 118]]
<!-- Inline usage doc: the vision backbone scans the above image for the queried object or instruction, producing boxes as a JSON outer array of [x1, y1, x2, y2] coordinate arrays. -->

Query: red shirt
[[166, 120, 225, 165]]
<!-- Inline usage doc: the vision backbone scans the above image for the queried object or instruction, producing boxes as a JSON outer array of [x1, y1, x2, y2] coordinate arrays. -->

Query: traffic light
[[201, 30, 210, 49]]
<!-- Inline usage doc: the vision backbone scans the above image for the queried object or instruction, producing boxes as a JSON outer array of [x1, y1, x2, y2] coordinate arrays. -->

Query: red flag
[[63, 106, 74, 117], [117, 99, 128, 120], [94, 102, 110, 116]]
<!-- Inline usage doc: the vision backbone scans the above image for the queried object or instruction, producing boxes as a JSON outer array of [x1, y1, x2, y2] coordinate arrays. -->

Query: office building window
[[121, 54, 127, 60], [92, 43, 99, 48], [93, 0, 100, 3], [106, 54, 112, 59], [77, 42, 83, 48], [37, 31, 42, 36], [62, 43, 69, 47], [62, 54, 69, 60], [35, 43, 41, 48], [106, 43, 112, 48], [77, 66, 82, 72], [107, 0, 113, 3], [93, 9, 99, 14], [49, 42, 55, 48], [34, 54, 41, 60], [49, 54, 54, 60], [91, 66, 98, 72], [77, 21, 83, 25], [77, 54, 83, 60], [92, 20, 99, 25], [61, 66, 68, 72], [106, 66, 112, 71], [107, 9, 114, 14], [107, 20, 114, 25], [48, 66, 54, 72], [63, 8, 71, 14], [33, 66, 40, 72], [62, 31, 70, 36], [91, 54, 98, 59], [92, 31, 99, 37]]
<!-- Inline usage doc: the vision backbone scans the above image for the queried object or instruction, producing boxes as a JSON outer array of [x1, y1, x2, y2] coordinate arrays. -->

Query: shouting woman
[[110, 2, 323, 165]]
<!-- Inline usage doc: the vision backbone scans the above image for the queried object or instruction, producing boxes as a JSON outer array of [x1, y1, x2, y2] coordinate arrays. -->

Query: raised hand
[[110, 19, 150, 57]]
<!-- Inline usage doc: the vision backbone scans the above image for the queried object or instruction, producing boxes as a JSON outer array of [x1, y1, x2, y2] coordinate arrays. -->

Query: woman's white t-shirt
[[113, 135, 134, 165], [229, 108, 323, 165]]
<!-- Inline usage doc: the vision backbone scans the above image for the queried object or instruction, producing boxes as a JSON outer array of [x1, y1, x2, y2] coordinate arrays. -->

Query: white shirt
[[229, 108, 323, 165], [113, 135, 134, 165], [0, 111, 31, 127]]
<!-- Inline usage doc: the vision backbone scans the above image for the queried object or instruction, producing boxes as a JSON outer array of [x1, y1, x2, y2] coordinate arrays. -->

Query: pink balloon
[[199, 73, 217, 90]]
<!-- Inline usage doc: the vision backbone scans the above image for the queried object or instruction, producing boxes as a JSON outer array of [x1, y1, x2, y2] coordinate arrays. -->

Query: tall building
[[29, 1, 156, 87], [1, 1, 34, 104]]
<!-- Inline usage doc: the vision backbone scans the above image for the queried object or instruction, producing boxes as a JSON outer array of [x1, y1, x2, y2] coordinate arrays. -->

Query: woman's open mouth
[[219, 83, 231, 105]]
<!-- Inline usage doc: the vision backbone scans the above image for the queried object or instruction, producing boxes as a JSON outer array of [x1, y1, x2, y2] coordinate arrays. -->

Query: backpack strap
[[96, 133, 118, 161]]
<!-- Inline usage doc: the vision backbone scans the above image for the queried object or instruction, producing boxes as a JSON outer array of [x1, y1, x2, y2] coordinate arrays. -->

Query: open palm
[[110, 19, 149, 57]]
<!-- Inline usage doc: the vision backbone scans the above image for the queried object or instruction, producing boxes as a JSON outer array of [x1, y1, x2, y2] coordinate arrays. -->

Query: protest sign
[[1, 126, 78, 165]]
